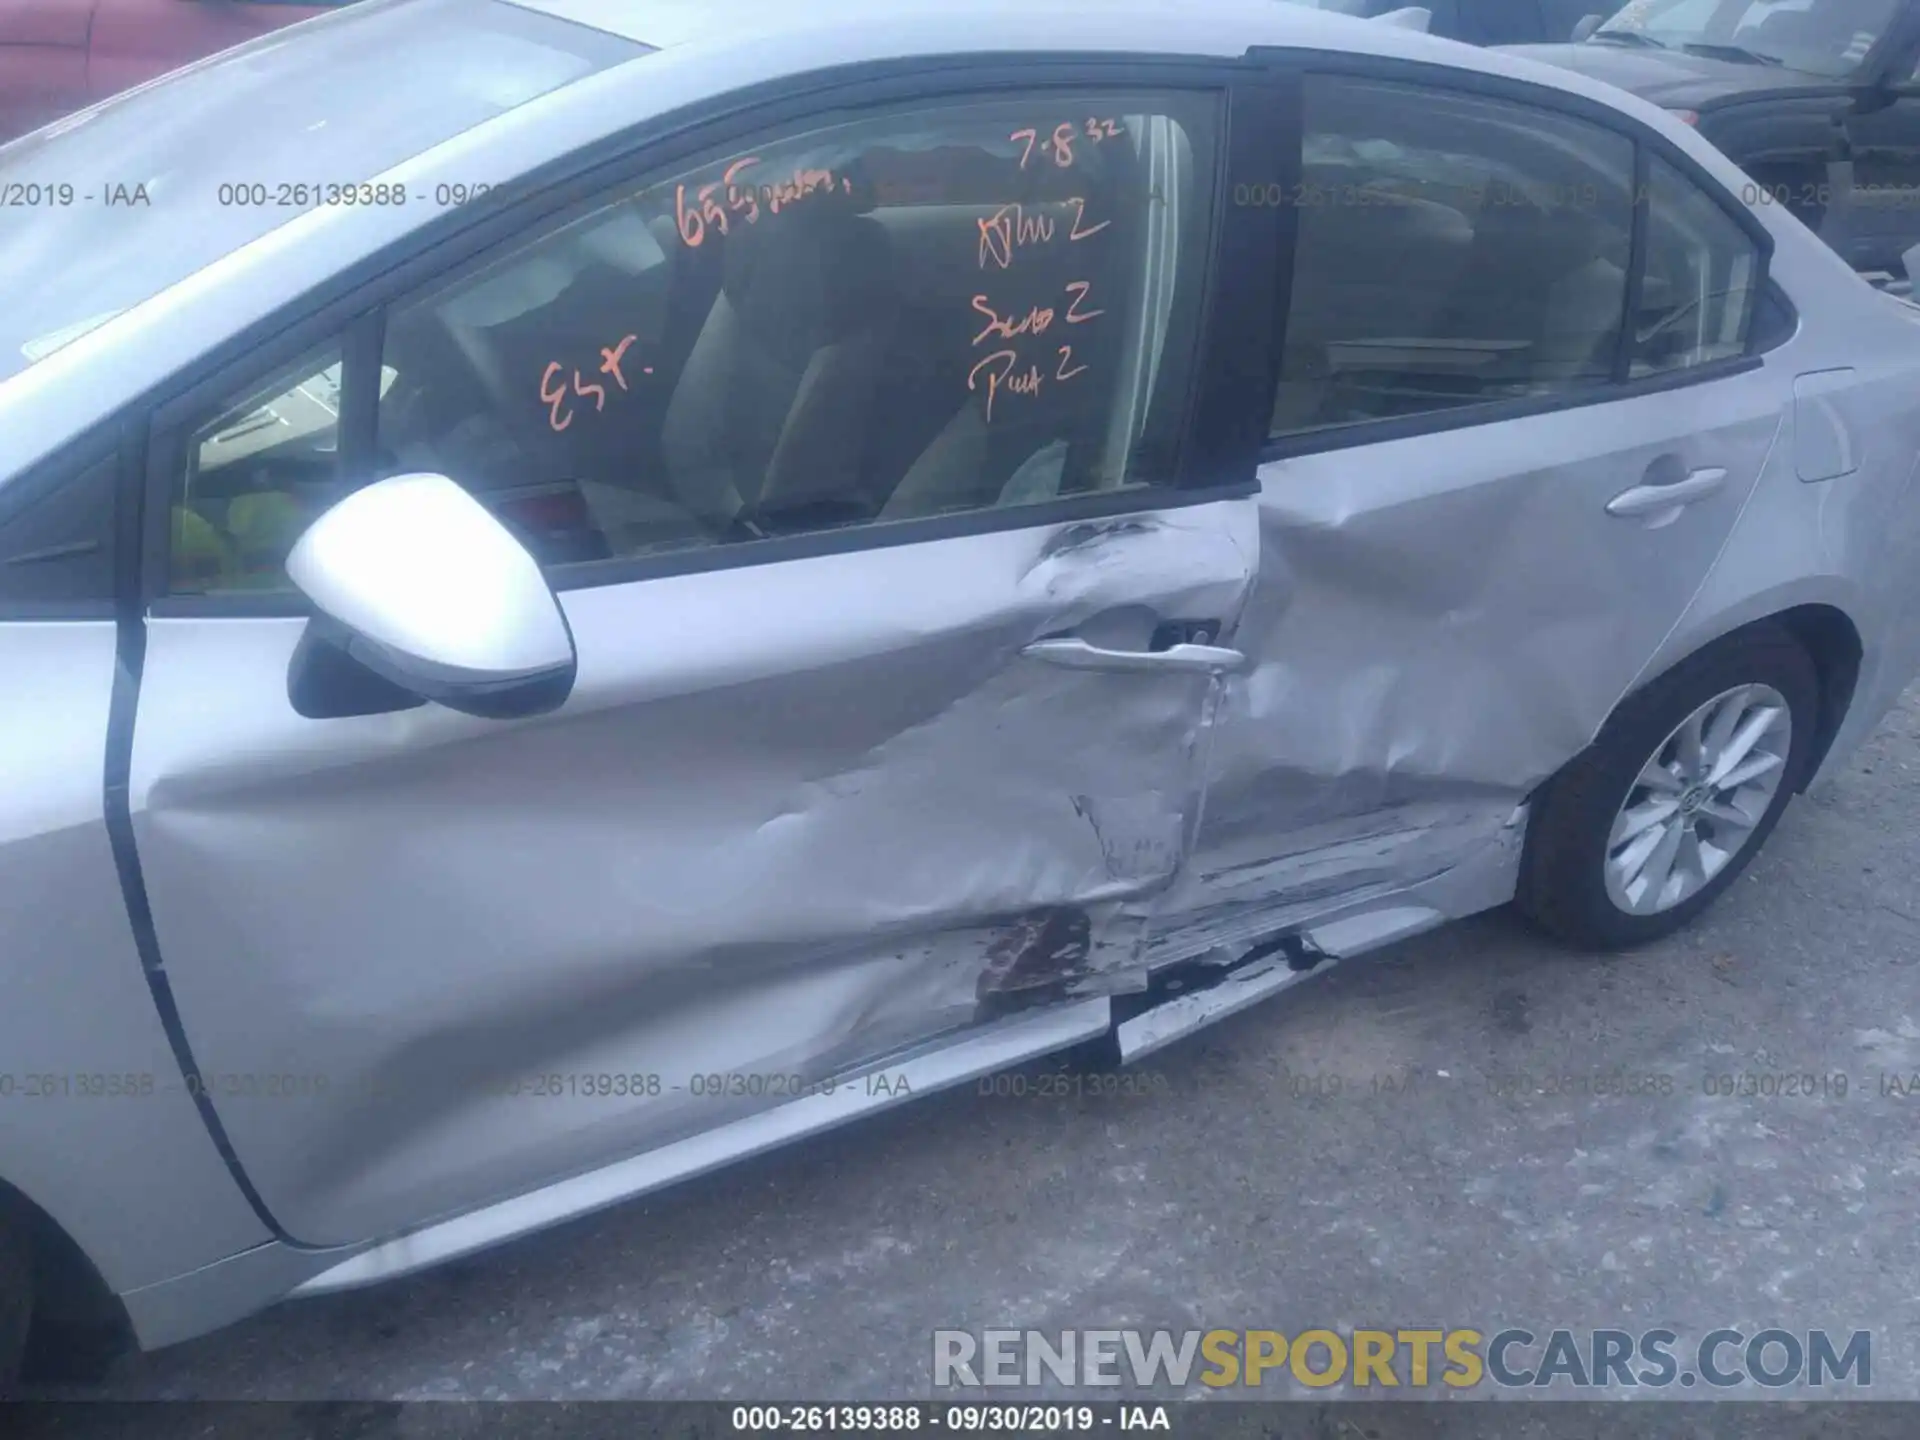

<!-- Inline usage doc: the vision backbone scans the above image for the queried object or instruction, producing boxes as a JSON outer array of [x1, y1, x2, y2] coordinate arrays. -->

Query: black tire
[[0, 1203, 31, 1398], [1517, 623, 1820, 951]]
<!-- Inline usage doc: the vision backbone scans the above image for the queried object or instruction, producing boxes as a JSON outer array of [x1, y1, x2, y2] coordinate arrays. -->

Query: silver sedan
[[2, 0, 1918, 1386]]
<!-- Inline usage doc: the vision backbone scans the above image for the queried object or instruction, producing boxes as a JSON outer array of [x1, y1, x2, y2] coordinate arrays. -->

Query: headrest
[[720, 189, 894, 362]]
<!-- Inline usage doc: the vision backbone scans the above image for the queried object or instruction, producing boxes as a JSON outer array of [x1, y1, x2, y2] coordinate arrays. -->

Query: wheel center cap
[[1679, 786, 1708, 814]]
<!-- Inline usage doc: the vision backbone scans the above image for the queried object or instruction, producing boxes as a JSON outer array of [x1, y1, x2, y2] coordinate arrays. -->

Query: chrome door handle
[[1021, 638, 1248, 674], [1606, 466, 1728, 524]]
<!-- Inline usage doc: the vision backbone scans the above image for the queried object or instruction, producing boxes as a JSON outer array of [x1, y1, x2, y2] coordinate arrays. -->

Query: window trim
[[1750, 274, 1800, 352], [1247, 49, 1781, 463], [1614, 143, 1653, 384], [139, 55, 1268, 619]]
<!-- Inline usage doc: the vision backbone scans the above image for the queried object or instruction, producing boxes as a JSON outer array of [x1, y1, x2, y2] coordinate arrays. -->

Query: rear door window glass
[[1272, 75, 1635, 437]]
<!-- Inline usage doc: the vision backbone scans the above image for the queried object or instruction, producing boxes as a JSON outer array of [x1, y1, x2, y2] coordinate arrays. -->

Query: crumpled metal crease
[[128, 504, 1258, 1245]]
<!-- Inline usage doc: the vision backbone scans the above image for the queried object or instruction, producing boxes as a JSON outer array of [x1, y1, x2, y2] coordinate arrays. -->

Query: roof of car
[[503, 0, 1493, 65]]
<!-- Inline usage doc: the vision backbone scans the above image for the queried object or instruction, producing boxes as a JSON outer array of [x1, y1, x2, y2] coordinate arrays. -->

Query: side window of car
[[169, 345, 347, 594], [1271, 76, 1635, 440], [367, 93, 1218, 571], [1631, 153, 1759, 376]]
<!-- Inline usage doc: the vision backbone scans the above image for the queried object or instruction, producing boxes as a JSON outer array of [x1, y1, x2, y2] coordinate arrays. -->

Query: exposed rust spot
[[976, 906, 1092, 1018]]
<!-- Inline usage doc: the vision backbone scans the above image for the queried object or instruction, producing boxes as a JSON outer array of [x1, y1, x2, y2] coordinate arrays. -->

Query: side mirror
[[285, 472, 577, 721], [1571, 13, 1605, 41]]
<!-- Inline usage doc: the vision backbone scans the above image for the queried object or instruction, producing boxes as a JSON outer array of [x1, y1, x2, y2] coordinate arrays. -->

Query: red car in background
[[0, 0, 349, 144]]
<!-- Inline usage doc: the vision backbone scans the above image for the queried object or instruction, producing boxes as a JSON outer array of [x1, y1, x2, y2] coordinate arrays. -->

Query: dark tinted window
[[164, 92, 1222, 592], [372, 93, 1219, 570], [1271, 77, 1635, 438], [1632, 154, 1760, 375]]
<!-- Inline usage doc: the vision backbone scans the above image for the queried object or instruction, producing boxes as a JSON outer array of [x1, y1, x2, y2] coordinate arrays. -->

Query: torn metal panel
[[1119, 850, 1518, 1066], [126, 500, 1257, 1247], [1118, 955, 1312, 1065], [1141, 805, 1526, 974]]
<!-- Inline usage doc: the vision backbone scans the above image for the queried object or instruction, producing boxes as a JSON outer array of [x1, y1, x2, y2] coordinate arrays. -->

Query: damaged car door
[[124, 80, 1266, 1247], [1162, 68, 1788, 959]]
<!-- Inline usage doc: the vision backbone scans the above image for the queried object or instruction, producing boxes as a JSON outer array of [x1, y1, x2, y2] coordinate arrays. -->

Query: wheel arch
[[1633, 583, 1869, 795], [1767, 603, 1864, 792], [0, 1171, 131, 1377], [1517, 608, 1830, 949]]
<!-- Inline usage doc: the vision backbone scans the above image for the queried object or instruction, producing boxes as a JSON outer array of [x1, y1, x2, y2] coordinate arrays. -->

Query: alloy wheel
[[1603, 683, 1793, 916]]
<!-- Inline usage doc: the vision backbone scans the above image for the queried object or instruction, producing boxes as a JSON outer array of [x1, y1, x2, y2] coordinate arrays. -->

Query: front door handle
[[1021, 638, 1248, 674], [1606, 466, 1728, 528]]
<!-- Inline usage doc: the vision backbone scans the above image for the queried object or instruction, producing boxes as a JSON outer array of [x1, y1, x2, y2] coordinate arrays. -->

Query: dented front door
[[125, 73, 1273, 1248], [127, 500, 1257, 1246]]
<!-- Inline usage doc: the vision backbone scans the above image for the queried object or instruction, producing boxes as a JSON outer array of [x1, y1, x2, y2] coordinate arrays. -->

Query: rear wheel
[[1517, 625, 1819, 950]]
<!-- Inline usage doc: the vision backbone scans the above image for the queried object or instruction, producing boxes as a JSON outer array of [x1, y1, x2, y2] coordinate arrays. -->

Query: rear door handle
[[1021, 638, 1248, 674], [1606, 466, 1728, 527]]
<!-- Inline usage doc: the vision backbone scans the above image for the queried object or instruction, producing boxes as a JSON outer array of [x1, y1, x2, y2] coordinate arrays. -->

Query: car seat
[[660, 177, 898, 535]]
